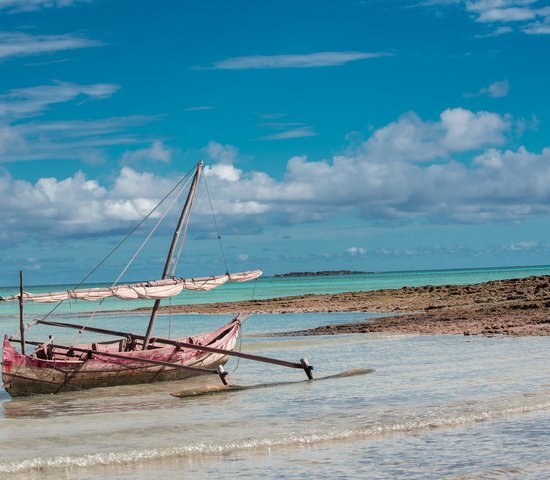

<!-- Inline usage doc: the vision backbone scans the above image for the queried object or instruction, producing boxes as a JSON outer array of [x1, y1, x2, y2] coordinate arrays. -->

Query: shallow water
[[0, 312, 548, 479]]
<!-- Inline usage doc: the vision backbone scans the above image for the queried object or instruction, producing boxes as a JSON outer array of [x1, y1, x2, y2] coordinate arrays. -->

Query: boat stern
[[2, 335, 17, 391]]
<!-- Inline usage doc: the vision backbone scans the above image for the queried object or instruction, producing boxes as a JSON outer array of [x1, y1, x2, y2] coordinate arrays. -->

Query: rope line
[[68, 176, 193, 343], [170, 182, 197, 277], [115, 175, 193, 286], [202, 172, 229, 274], [28, 164, 197, 329]]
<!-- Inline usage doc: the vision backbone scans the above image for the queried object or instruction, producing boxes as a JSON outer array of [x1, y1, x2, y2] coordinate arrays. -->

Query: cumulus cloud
[[0, 167, 177, 240], [465, 80, 510, 98], [204, 141, 239, 165], [200, 51, 389, 70], [122, 141, 173, 164], [2, 107, 550, 245], [0, 31, 99, 60], [364, 107, 511, 161]]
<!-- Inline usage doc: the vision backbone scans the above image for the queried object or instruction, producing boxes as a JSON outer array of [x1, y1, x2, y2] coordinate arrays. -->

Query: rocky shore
[[153, 275, 550, 337]]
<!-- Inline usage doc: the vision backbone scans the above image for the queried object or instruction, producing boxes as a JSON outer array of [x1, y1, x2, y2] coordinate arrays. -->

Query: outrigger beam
[[34, 319, 314, 378]]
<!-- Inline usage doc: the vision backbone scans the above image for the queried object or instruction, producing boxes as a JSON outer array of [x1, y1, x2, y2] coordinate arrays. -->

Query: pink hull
[[2, 320, 239, 397]]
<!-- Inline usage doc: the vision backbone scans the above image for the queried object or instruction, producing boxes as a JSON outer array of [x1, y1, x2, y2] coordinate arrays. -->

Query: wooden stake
[[19, 270, 25, 355], [300, 358, 314, 380]]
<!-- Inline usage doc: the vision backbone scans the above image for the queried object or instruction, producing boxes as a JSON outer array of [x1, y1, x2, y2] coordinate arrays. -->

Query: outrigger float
[[1, 161, 313, 397]]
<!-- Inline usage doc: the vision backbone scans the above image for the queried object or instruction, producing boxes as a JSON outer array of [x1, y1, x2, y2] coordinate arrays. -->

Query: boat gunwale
[[3, 318, 239, 371]]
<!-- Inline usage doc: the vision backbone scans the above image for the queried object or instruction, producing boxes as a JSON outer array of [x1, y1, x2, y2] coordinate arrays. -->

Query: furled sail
[[0, 270, 263, 303]]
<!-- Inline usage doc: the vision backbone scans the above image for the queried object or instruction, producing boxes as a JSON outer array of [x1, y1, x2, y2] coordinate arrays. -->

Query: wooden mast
[[19, 270, 25, 355], [142, 160, 203, 349]]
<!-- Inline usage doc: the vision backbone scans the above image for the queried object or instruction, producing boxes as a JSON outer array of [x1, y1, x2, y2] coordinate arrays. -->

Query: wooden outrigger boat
[[1, 161, 313, 397]]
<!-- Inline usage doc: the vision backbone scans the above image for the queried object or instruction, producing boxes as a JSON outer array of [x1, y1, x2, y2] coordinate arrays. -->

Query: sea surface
[[0, 265, 549, 478]]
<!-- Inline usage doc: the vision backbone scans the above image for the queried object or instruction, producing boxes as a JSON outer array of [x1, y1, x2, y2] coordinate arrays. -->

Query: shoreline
[[144, 275, 550, 337]]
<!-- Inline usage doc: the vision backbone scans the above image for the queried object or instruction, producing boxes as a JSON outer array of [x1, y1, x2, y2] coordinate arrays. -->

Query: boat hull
[[2, 320, 239, 397]]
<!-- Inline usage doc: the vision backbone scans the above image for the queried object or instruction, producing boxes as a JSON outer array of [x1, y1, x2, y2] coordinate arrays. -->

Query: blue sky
[[1, 0, 550, 285]]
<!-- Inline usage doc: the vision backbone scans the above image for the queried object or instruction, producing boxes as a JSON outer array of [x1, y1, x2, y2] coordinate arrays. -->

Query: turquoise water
[[1, 264, 549, 318], [0, 266, 548, 478], [0, 312, 548, 479]]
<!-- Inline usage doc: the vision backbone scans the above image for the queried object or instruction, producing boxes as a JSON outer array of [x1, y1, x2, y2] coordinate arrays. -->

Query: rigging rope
[[202, 172, 229, 274], [231, 270, 261, 373], [68, 176, 194, 342], [27, 164, 197, 330], [114, 175, 193, 286], [170, 183, 196, 277]]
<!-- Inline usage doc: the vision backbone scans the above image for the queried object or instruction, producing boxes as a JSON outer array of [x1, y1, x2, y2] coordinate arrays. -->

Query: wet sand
[[151, 275, 550, 337]]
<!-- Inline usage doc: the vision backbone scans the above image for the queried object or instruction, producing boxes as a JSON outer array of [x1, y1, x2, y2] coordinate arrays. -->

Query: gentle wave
[[449, 460, 550, 480], [2, 400, 548, 475]]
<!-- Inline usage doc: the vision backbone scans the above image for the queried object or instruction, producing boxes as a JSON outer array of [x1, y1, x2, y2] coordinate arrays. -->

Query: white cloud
[[523, 17, 550, 33], [0, 81, 119, 120], [507, 240, 539, 250], [0, 167, 178, 241], [0, 82, 168, 165], [0, 0, 89, 13], [202, 51, 389, 70], [0, 125, 26, 155], [471, 6, 538, 23], [122, 141, 173, 164], [475, 25, 514, 36], [486, 79, 510, 97], [204, 141, 239, 164], [465, 79, 510, 98], [2, 107, 550, 244], [259, 126, 318, 141], [346, 247, 367, 256], [204, 163, 242, 183], [0, 31, 99, 60], [427, 1, 550, 34], [184, 106, 214, 111], [364, 107, 511, 162]]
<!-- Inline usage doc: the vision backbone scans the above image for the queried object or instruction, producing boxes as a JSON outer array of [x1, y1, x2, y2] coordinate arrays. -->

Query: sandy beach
[[150, 275, 550, 337]]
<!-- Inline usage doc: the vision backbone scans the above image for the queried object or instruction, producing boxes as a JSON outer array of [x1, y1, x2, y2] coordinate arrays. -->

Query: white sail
[[0, 270, 263, 303]]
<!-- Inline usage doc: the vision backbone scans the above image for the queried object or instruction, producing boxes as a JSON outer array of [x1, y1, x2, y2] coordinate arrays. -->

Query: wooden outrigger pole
[[143, 160, 203, 350]]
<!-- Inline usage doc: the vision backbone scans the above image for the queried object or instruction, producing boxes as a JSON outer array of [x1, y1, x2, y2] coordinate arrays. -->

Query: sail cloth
[[0, 270, 263, 303]]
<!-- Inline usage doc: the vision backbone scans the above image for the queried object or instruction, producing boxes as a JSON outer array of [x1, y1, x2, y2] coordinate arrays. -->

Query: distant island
[[273, 270, 371, 278]]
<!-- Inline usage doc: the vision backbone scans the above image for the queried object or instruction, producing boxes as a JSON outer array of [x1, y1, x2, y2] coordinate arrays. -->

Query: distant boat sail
[[1, 161, 312, 397]]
